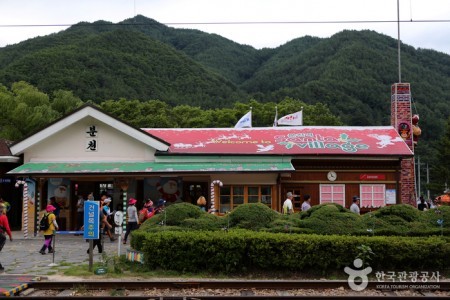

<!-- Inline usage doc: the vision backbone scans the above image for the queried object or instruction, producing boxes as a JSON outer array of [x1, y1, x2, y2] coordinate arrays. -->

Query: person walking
[[39, 204, 59, 255], [138, 198, 155, 223], [350, 196, 361, 215], [123, 198, 139, 245], [282, 192, 294, 214], [76, 194, 85, 233], [0, 203, 12, 271], [86, 208, 109, 254], [301, 194, 312, 211], [197, 196, 207, 211], [0, 196, 10, 214], [101, 197, 116, 241], [417, 196, 429, 211]]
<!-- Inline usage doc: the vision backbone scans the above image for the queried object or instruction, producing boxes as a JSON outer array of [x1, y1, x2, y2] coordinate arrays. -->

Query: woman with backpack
[[39, 204, 59, 255], [138, 198, 154, 224]]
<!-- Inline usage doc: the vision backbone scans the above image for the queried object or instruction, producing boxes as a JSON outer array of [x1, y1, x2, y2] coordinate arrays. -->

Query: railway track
[[16, 280, 449, 298]]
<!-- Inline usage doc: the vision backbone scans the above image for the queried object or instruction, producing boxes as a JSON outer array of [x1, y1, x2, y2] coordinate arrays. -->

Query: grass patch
[[58, 261, 72, 267], [62, 263, 103, 277], [31, 253, 450, 280], [46, 271, 57, 275]]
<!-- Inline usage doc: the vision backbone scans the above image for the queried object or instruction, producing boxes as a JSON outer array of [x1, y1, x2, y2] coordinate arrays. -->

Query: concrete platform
[[0, 231, 128, 276]]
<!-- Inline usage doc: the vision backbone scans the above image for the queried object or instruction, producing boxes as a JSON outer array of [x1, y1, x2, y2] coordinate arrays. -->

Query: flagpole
[[273, 106, 278, 127], [397, 0, 402, 83], [301, 106, 304, 126]]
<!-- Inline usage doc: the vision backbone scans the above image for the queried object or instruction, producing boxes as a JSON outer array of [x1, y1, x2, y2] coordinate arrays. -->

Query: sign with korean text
[[83, 201, 99, 239], [359, 174, 386, 180], [85, 125, 98, 152]]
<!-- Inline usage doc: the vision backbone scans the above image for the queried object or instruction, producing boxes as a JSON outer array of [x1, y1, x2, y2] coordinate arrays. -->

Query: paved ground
[[0, 231, 129, 276]]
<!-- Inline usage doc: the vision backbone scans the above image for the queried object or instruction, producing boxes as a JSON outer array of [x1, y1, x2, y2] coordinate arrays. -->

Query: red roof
[[143, 127, 413, 156]]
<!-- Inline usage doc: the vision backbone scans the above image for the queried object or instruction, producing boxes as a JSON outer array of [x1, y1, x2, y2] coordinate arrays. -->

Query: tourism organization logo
[[344, 258, 372, 292], [344, 258, 442, 292]]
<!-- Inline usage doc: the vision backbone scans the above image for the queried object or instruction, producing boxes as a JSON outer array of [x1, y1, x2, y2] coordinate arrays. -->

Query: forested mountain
[[0, 15, 449, 144], [0, 20, 245, 107]]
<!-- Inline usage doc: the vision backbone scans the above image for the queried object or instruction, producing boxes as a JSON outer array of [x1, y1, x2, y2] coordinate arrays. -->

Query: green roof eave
[[7, 161, 294, 175]]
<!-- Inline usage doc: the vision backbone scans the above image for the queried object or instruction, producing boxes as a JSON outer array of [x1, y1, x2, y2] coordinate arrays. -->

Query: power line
[[1, 19, 450, 28]]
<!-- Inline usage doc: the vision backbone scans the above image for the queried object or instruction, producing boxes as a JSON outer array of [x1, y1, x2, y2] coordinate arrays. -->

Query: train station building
[[1, 83, 415, 234]]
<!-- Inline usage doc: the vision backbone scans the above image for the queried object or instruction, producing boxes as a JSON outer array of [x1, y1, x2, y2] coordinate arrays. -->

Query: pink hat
[[46, 204, 56, 212], [128, 198, 137, 205], [144, 200, 153, 207]]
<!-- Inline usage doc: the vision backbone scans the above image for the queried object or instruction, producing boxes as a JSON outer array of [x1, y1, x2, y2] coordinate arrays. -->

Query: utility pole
[[417, 156, 421, 197], [426, 163, 430, 200], [397, 0, 402, 83]]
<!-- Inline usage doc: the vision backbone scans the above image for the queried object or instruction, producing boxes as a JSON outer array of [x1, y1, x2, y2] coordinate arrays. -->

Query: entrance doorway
[[183, 182, 209, 207], [69, 181, 114, 231]]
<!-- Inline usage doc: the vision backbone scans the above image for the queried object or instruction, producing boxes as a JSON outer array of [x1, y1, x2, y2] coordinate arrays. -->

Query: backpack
[[39, 213, 51, 231], [138, 208, 147, 223]]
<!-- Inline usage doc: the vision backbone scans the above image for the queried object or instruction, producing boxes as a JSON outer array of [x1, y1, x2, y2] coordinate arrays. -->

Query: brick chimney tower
[[391, 83, 416, 205]]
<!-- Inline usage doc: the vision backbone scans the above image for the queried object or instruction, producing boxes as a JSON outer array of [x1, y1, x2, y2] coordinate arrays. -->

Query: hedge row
[[138, 202, 450, 236], [131, 230, 450, 274]]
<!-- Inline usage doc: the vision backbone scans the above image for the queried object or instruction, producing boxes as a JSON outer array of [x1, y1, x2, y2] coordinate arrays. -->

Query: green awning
[[7, 161, 294, 175]]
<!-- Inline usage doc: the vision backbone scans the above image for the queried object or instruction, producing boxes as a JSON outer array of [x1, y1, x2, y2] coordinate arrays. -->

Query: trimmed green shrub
[[181, 213, 226, 231], [373, 204, 420, 222], [299, 203, 348, 219], [360, 205, 450, 236], [137, 202, 450, 237], [140, 202, 202, 228], [227, 203, 278, 230], [298, 203, 363, 235], [264, 217, 310, 234], [132, 230, 450, 274], [419, 206, 450, 229]]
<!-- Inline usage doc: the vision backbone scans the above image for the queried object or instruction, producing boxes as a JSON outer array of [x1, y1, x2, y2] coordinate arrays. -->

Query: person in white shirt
[[301, 194, 312, 211], [282, 192, 294, 214], [350, 196, 360, 215], [123, 198, 139, 245]]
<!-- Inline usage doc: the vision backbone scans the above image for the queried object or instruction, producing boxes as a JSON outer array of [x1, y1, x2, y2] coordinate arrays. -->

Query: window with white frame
[[320, 184, 345, 206], [360, 184, 386, 208]]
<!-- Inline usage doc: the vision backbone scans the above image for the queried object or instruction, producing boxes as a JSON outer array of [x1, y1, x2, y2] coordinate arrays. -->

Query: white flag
[[277, 110, 303, 126], [235, 111, 252, 128]]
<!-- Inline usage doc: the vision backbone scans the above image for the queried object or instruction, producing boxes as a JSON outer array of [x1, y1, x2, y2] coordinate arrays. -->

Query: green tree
[[171, 105, 212, 128], [430, 116, 450, 194], [51, 90, 83, 114], [0, 82, 60, 140]]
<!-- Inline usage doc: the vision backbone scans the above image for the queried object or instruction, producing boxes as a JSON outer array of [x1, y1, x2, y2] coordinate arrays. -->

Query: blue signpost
[[84, 201, 99, 239], [84, 201, 99, 271]]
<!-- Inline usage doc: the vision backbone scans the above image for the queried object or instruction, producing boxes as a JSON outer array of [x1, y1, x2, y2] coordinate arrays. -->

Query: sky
[[1, 0, 450, 55]]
